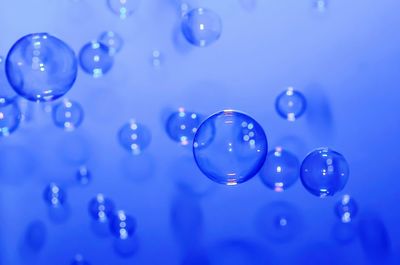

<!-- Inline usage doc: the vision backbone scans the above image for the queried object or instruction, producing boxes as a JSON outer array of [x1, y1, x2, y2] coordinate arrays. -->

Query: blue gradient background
[[0, 0, 399, 264]]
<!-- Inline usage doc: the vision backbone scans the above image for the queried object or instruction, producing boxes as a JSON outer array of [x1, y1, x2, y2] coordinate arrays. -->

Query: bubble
[[52, 99, 84, 131], [181, 8, 222, 47], [300, 148, 349, 197], [24, 220, 47, 252], [166, 108, 202, 146], [98, 31, 124, 55], [107, 0, 140, 19], [88, 194, 116, 222], [193, 110, 268, 185], [110, 210, 137, 239], [6, 33, 77, 102], [118, 120, 151, 155], [72, 254, 90, 265], [0, 103, 21, 136], [0, 56, 18, 106], [43, 183, 66, 207], [151, 49, 163, 69], [313, 0, 328, 13], [259, 147, 299, 192], [79, 41, 113, 78], [275, 87, 307, 121], [76, 165, 91, 185], [335, 194, 358, 223]]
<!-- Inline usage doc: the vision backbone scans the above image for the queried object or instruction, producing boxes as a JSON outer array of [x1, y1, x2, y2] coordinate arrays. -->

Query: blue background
[[0, 0, 399, 264]]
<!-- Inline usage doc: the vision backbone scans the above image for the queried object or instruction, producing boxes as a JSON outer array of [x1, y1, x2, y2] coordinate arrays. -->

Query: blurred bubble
[[110, 210, 137, 239], [107, 0, 140, 19], [79, 41, 113, 78], [335, 194, 358, 223], [43, 183, 66, 207], [98, 31, 124, 55], [181, 8, 222, 47], [6, 33, 77, 102], [0, 55, 17, 106], [71, 254, 90, 265], [118, 120, 151, 155], [275, 87, 307, 122], [166, 108, 202, 146], [151, 49, 163, 69], [331, 222, 357, 245], [358, 214, 391, 261], [76, 165, 91, 185], [254, 201, 302, 243], [24, 220, 47, 252], [17, 98, 35, 123], [193, 110, 268, 185], [0, 102, 21, 136], [313, 0, 328, 13], [300, 148, 349, 197], [259, 147, 299, 192], [88, 193, 116, 222], [52, 99, 84, 131], [113, 236, 139, 258]]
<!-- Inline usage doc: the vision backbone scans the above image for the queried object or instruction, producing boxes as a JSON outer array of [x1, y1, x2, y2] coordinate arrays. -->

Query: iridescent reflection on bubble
[[275, 87, 307, 121], [79, 41, 113, 78], [6, 33, 77, 102], [118, 120, 151, 155], [193, 110, 268, 185], [52, 99, 84, 131], [166, 107, 202, 146]]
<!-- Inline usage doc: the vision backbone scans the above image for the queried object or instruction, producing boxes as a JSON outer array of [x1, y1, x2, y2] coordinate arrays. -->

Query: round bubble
[[72, 255, 90, 265], [110, 210, 137, 239], [107, 0, 140, 19], [118, 120, 151, 155], [79, 41, 113, 78], [6, 33, 77, 102], [193, 110, 268, 185], [181, 8, 222, 47], [52, 99, 84, 131], [166, 108, 202, 146], [275, 87, 307, 121], [300, 148, 349, 197], [335, 194, 358, 223], [259, 146, 299, 192], [98, 31, 124, 55], [24, 220, 47, 252], [0, 56, 18, 105], [76, 165, 91, 185], [43, 183, 66, 207], [88, 194, 116, 222], [0, 103, 21, 136]]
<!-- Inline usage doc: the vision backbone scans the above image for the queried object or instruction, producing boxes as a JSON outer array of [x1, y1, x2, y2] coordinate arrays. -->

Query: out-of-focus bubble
[[0, 102, 21, 136], [151, 49, 163, 69], [331, 222, 357, 245], [181, 8, 222, 47], [166, 108, 202, 146], [6, 33, 77, 102], [52, 99, 84, 131], [0, 56, 17, 105], [275, 87, 307, 121], [79, 41, 113, 78], [24, 220, 47, 252], [113, 236, 139, 258], [193, 110, 268, 185], [300, 147, 349, 197], [335, 194, 358, 223], [254, 201, 302, 243], [110, 210, 137, 239], [259, 147, 299, 192], [72, 254, 90, 265], [43, 183, 66, 207], [98, 31, 124, 55], [17, 98, 35, 123], [88, 193, 116, 222], [107, 0, 140, 19], [76, 165, 91, 185], [313, 0, 328, 13], [118, 120, 151, 155]]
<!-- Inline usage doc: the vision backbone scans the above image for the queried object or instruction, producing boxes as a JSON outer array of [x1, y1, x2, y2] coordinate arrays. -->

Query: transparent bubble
[[52, 99, 84, 131], [43, 183, 66, 207], [6, 33, 77, 102], [118, 120, 151, 155], [300, 148, 349, 197], [313, 0, 328, 13], [76, 165, 91, 185], [79, 41, 113, 78], [193, 110, 268, 185], [88, 194, 116, 222], [0, 103, 21, 136], [275, 87, 307, 121], [181, 8, 222, 47], [24, 220, 47, 252], [72, 254, 90, 265], [0, 56, 18, 106], [98, 31, 124, 55], [107, 0, 140, 19], [259, 147, 299, 192], [151, 49, 163, 69], [110, 210, 137, 239], [166, 108, 202, 146], [335, 194, 358, 223]]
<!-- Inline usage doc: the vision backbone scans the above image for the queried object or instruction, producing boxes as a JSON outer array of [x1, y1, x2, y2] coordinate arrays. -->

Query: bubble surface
[[275, 87, 307, 121], [107, 0, 140, 19], [79, 41, 113, 78], [52, 99, 84, 131], [0, 103, 21, 137], [118, 120, 152, 154], [98, 31, 124, 55], [166, 108, 202, 146], [88, 194, 116, 222]]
